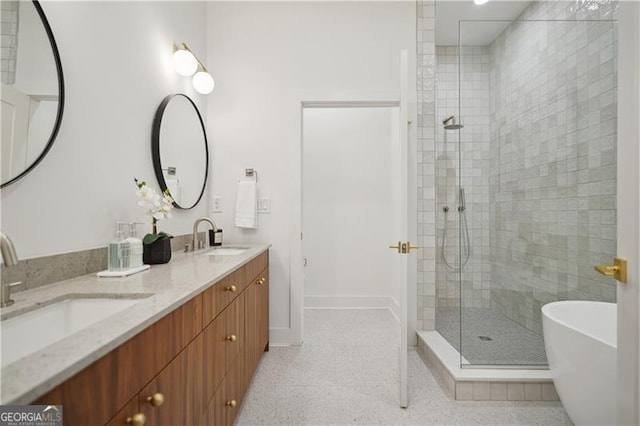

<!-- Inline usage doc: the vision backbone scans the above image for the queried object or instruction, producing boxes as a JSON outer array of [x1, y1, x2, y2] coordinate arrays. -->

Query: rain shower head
[[443, 116, 464, 130]]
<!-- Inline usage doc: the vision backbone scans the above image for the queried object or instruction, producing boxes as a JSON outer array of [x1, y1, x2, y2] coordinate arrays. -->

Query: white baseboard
[[305, 295, 400, 321], [268, 327, 301, 346], [269, 296, 401, 346]]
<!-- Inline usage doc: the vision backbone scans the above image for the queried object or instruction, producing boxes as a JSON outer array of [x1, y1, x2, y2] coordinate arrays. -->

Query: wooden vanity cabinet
[[34, 251, 269, 426], [34, 295, 203, 425]]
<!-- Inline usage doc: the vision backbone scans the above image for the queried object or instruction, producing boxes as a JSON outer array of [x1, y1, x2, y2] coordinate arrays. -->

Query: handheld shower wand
[[441, 187, 471, 271], [458, 187, 466, 212]]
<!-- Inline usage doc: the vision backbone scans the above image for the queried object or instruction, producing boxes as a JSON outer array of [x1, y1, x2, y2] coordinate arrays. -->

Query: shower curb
[[417, 331, 560, 402]]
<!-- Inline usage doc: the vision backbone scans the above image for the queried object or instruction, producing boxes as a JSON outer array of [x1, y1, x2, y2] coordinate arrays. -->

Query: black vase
[[143, 238, 172, 265]]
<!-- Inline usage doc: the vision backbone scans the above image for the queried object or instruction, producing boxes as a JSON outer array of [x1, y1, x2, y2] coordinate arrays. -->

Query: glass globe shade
[[172, 49, 198, 76], [193, 71, 215, 94]]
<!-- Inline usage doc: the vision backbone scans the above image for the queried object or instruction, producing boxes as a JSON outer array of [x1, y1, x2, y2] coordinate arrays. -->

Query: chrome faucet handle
[[0, 281, 21, 308]]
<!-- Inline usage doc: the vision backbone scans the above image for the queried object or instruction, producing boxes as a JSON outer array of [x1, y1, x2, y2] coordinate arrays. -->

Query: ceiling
[[435, 1, 532, 46]]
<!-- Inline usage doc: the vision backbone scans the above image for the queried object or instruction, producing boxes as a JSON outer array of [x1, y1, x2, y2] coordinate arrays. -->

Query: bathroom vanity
[[1, 245, 269, 426]]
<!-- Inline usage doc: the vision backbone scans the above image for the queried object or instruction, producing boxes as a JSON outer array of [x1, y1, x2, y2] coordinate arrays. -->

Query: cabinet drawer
[[203, 294, 244, 406], [203, 267, 245, 325], [206, 354, 244, 426], [245, 252, 269, 283]]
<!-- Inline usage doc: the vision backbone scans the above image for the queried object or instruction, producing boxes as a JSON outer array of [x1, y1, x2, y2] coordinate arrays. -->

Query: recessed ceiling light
[[474, 0, 489, 5]]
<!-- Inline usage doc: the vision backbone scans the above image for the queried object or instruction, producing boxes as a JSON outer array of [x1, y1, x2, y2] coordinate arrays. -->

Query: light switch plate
[[258, 197, 271, 213], [212, 196, 223, 213]]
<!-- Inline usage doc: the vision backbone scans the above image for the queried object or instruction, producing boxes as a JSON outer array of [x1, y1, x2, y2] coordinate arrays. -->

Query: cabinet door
[[139, 333, 204, 426], [243, 267, 269, 392], [244, 276, 259, 384], [225, 293, 244, 371], [203, 299, 232, 408], [257, 268, 270, 353], [240, 284, 259, 391]]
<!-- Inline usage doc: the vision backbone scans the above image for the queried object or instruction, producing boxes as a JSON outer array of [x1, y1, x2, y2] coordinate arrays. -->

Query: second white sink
[[1, 297, 142, 367], [202, 246, 249, 256]]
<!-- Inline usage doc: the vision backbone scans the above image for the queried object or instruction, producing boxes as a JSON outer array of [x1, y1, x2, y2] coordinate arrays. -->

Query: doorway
[[301, 105, 401, 315]]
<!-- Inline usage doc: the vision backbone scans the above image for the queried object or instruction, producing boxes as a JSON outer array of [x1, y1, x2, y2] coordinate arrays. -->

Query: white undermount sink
[[1, 297, 142, 367], [202, 246, 250, 256]]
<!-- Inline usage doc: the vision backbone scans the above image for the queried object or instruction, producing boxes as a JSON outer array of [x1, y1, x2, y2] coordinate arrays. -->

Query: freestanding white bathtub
[[542, 301, 617, 426]]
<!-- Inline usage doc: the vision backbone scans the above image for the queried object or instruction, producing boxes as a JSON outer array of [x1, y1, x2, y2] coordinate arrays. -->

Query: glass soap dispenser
[[108, 222, 131, 271], [127, 222, 143, 268]]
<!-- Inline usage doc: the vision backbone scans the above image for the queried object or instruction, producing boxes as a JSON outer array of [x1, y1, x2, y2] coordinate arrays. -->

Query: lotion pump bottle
[[127, 222, 143, 268], [108, 222, 131, 271]]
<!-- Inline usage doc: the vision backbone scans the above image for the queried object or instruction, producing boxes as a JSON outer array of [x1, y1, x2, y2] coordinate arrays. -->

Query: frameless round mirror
[[1, 0, 64, 188], [152, 93, 209, 210]]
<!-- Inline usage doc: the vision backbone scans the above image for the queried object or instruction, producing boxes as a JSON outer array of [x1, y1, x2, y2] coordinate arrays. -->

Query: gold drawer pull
[[257, 277, 266, 285], [225, 399, 237, 408], [226, 334, 237, 342], [225, 285, 237, 292], [146, 392, 165, 407], [126, 413, 146, 426]]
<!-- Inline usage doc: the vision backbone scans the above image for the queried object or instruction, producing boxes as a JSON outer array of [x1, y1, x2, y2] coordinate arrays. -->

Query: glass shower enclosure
[[435, 16, 618, 367]]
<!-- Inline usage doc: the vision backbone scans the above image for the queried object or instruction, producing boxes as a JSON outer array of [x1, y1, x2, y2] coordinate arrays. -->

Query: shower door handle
[[594, 257, 627, 283]]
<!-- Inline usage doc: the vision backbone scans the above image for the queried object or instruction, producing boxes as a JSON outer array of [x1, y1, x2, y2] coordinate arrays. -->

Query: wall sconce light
[[172, 42, 215, 95]]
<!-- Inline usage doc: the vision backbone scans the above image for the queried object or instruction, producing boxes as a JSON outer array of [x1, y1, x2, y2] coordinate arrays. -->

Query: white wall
[[302, 107, 399, 313], [206, 1, 416, 344], [1, 1, 210, 259]]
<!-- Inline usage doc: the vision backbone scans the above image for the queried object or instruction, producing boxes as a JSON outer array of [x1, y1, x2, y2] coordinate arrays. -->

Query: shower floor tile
[[236, 309, 570, 425], [436, 308, 548, 366]]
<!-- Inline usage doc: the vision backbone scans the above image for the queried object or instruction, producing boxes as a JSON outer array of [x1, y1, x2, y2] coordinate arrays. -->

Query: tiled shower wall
[[488, 1, 618, 334], [1, 0, 19, 84], [421, 0, 616, 335], [435, 46, 491, 309], [416, 0, 436, 331]]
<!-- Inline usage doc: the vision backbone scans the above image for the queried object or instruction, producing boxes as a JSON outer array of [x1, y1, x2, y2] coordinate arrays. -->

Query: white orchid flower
[[134, 178, 174, 233]]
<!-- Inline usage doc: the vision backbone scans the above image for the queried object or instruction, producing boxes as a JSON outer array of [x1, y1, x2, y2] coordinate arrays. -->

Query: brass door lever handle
[[388, 241, 421, 255], [594, 257, 627, 283]]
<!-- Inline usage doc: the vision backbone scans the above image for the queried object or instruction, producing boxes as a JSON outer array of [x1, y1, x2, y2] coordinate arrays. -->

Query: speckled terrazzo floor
[[435, 308, 548, 366], [236, 309, 572, 425]]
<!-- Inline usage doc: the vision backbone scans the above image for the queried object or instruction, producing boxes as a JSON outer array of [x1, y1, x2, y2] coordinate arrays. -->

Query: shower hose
[[441, 203, 471, 271]]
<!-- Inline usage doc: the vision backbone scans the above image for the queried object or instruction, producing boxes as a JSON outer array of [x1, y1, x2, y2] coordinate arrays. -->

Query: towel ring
[[245, 168, 258, 182]]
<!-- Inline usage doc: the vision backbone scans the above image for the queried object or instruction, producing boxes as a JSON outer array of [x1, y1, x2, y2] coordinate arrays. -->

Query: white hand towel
[[235, 180, 258, 229]]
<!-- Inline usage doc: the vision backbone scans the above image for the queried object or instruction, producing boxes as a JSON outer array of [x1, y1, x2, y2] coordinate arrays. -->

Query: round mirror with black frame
[[151, 93, 209, 210], [1, 0, 65, 188]]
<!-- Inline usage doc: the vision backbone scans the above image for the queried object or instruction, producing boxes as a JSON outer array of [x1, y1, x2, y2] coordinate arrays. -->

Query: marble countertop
[[0, 244, 270, 404]]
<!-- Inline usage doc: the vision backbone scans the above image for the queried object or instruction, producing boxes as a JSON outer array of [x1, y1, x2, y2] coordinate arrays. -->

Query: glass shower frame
[[450, 18, 618, 368]]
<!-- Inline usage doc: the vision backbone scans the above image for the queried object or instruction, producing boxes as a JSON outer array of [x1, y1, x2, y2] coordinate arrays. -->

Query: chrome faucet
[[0, 232, 20, 307], [191, 218, 218, 251]]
